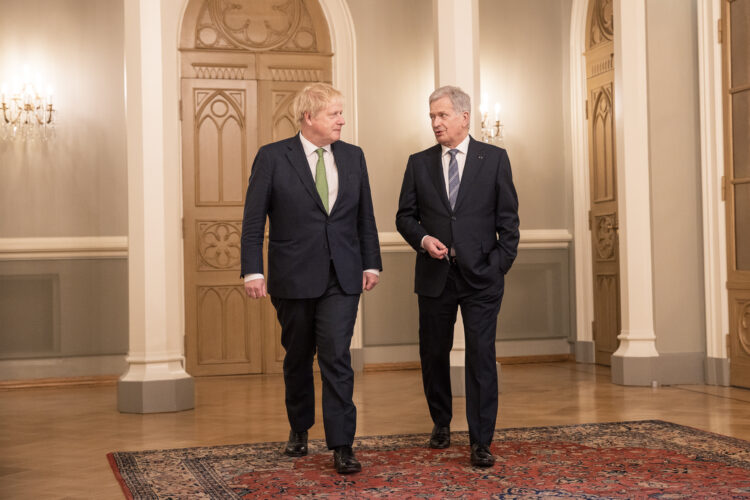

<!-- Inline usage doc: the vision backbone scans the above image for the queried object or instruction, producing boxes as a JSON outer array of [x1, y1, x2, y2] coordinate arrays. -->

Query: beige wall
[[479, 0, 574, 231], [0, 0, 127, 237], [346, 0, 436, 234], [0, 0, 129, 377], [646, 0, 705, 354]]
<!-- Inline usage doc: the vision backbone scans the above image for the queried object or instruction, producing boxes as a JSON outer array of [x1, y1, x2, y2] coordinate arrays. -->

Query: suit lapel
[[454, 136, 486, 212], [330, 141, 347, 215], [285, 134, 328, 214], [427, 145, 451, 212]]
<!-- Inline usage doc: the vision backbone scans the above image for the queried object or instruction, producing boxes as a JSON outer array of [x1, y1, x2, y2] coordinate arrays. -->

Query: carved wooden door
[[181, 79, 265, 376], [722, 0, 750, 388], [179, 0, 332, 376], [585, 0, 620, 366]]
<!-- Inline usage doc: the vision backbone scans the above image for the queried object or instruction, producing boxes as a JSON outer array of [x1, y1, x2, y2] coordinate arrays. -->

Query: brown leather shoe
[[470, 443, 495, 467], [283, 430, 308, 457], [429, 425, 450, 449], [333, 445, 362, 474]]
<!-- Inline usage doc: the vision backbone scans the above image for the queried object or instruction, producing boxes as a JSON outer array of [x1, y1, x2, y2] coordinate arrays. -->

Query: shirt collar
[[441, 134, 470, 157], [299, 132, 332, 157]]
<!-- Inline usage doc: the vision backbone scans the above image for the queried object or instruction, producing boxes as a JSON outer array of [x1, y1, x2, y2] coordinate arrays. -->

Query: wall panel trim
[[0, 237, 128, 260], [379, 229, 572, 253]]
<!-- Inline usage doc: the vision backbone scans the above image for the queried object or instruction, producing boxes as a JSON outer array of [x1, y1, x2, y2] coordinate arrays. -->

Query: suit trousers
[[417, 261, 504, 446], [270, 264, 360, 450]]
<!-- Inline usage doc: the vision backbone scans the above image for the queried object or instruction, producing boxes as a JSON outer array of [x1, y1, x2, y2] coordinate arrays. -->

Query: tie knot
[[316, 148, 325, 160], [448, 149, 459, 159]]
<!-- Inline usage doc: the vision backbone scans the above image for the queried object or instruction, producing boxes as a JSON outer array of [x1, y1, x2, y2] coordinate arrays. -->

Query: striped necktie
[[448, 148, 459, 210]]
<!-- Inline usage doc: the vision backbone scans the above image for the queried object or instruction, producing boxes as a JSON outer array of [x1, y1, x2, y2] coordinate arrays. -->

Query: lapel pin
[[478, 154, 484, 160]]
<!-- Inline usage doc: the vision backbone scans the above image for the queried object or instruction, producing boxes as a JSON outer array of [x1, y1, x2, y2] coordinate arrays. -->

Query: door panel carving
[[591, 86, 615, 203]]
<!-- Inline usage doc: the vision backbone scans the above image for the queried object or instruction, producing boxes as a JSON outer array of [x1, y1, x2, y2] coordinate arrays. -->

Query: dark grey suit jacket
[[396, 136, 519, 297], [241, 134, 382, 298]]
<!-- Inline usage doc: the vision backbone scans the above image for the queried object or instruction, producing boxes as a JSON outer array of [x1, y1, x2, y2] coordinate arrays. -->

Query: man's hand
[[363, 271, 379, 291], [244, 278, 267, 299], [423, 236, 449, 260]]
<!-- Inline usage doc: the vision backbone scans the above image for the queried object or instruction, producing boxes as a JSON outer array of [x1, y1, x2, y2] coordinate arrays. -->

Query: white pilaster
[[433, 0, 481, 395], [569, 0, 594, 361], [118, 0, 193, 413], [611, 0, 659, 383], [697, 0, 729, 384], [319, 0, 363, 369]]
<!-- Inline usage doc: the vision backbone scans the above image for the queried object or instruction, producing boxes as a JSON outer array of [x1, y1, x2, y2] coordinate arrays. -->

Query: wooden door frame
[[570, 0, 660, 372], [721, 0, 750, 388]]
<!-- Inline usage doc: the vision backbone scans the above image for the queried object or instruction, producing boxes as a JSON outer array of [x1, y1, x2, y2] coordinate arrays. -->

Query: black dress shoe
[[470, 443, 495, 467], [333, 445, 362, 474], [283, 430, 308, 457], [429, 425, 451, 449]]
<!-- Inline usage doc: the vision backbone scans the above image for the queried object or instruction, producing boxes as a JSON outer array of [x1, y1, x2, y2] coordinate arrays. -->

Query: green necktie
[[315, 148, 329, 213]]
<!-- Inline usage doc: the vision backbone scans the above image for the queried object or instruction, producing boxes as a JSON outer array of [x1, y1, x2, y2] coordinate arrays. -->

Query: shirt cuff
[[420, 235, 428, 249], [244, 273, 264, 282], [364, 269, 379, 277]]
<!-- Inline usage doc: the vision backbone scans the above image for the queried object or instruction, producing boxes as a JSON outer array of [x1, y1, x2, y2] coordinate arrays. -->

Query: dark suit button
[[451, 216, 456, 221]]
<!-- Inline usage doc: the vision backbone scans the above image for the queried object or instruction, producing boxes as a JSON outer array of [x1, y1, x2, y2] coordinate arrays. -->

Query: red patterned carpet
[[108, 420, 750, 499]]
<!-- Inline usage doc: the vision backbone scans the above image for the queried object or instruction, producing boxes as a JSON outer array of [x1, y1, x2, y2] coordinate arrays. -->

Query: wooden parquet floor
[[2, 362, 750, 499]]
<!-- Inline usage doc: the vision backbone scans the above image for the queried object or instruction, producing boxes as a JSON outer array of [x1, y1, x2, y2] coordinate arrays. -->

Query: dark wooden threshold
[[364, 354, 574, 372], [496, 354, 575, 365], [0, 375, 119, 391]]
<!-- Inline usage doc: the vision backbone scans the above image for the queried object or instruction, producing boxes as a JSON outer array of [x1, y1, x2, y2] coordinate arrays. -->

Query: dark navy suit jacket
[[396, 136, 520, 297], [241, 134, 382, 298]]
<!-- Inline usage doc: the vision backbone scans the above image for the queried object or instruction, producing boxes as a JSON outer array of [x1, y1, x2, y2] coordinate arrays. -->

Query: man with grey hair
[[241, 82, 382, 474], [396, 85, 519, 467]]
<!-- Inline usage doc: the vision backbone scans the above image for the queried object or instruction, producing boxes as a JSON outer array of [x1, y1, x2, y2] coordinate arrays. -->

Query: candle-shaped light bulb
[[480, 102, 488, 115], [494, 102, 500, 121]]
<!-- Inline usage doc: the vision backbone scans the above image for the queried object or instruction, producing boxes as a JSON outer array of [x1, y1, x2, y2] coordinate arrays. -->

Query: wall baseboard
[[0, 354, 128, 381], [0, 375, 119, 390]]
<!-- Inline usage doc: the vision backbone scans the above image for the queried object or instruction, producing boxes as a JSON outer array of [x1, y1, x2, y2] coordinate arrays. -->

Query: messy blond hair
[[293, 83, 343, 125]]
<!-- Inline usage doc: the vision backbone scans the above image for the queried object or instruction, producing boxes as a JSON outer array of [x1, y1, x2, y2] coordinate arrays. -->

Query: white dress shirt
[[420, 134, 470, 251], [245, 133, 378, 282]]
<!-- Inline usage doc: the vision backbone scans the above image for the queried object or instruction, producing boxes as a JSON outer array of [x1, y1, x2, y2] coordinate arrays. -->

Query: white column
[[433, 0, 481, 396], [319, 0, 364, 370], [569, 0, 595, 363], [434, 0, 481, 132], [118, 0, 194, 413], [697, 0, 729, 385], [611, 0, 659, 385]]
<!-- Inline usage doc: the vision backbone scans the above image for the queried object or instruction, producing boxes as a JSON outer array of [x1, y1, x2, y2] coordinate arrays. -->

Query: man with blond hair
[[241, 83, 381, 474]]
